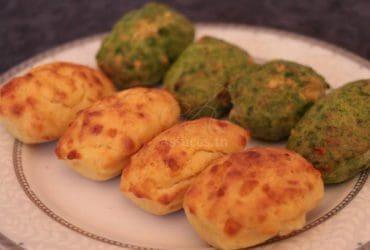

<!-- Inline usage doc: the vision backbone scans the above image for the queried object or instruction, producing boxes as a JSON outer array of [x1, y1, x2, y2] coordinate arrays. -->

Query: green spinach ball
[[96, 2, 194, 89], [287, 80, 370, 183], [229, 60, 329, 141], [164, 36, 254, 119]]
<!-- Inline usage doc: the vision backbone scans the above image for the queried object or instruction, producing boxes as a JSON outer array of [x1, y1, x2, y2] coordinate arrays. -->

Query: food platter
[[0, 24, 369, 250]]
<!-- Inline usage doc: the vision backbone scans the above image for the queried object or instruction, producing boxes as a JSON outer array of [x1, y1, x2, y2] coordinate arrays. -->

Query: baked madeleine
[[0, 62, 115, 144], [183, 147, 324, 250], [120, 118, 250, 215], [55, 87, 180, 181]]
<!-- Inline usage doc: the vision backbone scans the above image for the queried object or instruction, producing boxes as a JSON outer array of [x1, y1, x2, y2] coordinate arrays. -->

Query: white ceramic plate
[[0, 24, 369, 250]]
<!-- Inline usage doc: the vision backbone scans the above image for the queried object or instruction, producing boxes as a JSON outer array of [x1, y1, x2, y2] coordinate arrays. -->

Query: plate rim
[[1, 23, 370, 250]]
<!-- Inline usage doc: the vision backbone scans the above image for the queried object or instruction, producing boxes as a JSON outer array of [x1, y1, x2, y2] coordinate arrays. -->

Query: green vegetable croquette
[[96, 2, 194, 89], [229, 60, 329, 141], [164, 36, 254, 119], [287, 80, 370, 183]]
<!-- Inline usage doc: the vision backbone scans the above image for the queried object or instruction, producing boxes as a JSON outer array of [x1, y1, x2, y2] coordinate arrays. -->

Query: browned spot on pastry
[[97, 91, 105, 99], [284, 187, 304, 199], [136, 103, 144, 110], [91, 124, 103, 135], [156, 140, 171, 156], [55, 90, 67, 99], [265, 185, 295, 204], [118, 109, 127, 116], [257, 213, 267, 223], [112, 101, 124, 110], [230, 151, 261, 165], [124, 157, 132, 169], [305, 181, 313, 191], [244, 150, 261, 159], [129, 186, 148, 199], [121, 164, 130, 177], [123, 136, 135, 153], [186, 185, 200, 198], [75, 109, 84, 117], [262, 183, 271, 193], [26, 97, 37, 107], [207, 180, 215, 187], [82, 117, 90, 127], [11, 104, 24, 116], [33, 79, 44, 88], [87, 110, 103, 117], [67, 138, 74, 145], [0, 80, 17, 97], [210, 164, 219, 174], [257, 199, 272, 210], [224, 218, 241, 237], [107, 128, 117, 138], [246, 171, 257, 178], [158, 195, 172, 205], [207, 191, 216, 201], [217, 120, 228, 128], [217, 186, 227, 197], [287, 180, 298, 185], [268, 152, 280, 161], [239, 180, 259, 196], [77, 71, 88, 79], [42, 135, 52, 140], [188, 205, 197, 215], [227, 169, 242, 178], [92, 75, 103, 86], [222, 160, 232, 167], [136, 112, 145, 119], [67, 150, 81, 160], [32, 122, 43, 132], [165, 157, 180, 171], [239, 135, 247, 146]]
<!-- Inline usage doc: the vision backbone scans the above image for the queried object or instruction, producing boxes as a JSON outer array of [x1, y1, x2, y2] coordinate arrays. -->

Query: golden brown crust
[[0, 62, 116, 144], [183, 147, 324, 249], [56, 87, 180, 181], [120, 118, 250, 215]]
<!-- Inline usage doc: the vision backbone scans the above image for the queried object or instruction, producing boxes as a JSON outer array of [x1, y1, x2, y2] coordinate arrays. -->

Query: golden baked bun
[[183, 147, 324, 250], [120, 118, 250, 215], [0, 62, 116, 144], [55, 87, 180, 181]]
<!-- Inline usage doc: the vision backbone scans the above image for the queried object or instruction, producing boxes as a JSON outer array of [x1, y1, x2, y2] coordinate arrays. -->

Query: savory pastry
[[0, 62, 115, 144], [120, 118, 250, 215], [229, 60, 329, 141], [96, 2, 194, 89], [164, 36, 254, 119], [183, 147, 324, 250], [287, 79, 370, 184], [55, 88, 180, 181]]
